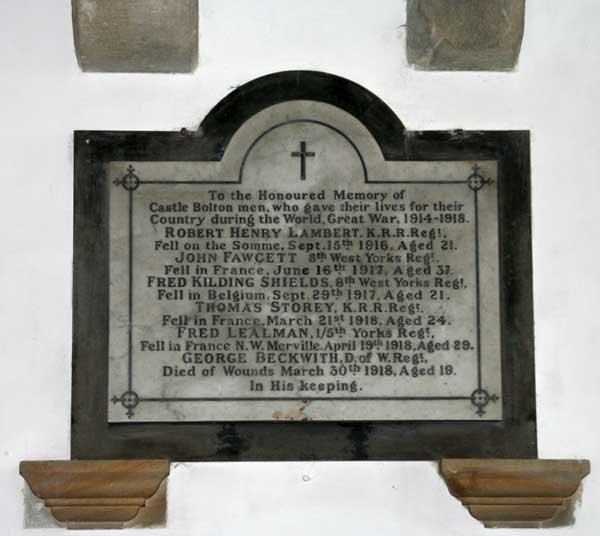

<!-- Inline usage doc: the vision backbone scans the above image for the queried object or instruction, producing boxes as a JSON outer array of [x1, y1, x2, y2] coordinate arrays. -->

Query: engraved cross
[[290, 141, 315, 181]]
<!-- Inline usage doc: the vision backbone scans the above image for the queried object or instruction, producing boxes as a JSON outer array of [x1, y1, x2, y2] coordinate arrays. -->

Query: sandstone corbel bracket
[[72, 0, 198, 73], [440, 459, 590, 528], [20, 460, 170, 530], [406, 0, 526, 71]]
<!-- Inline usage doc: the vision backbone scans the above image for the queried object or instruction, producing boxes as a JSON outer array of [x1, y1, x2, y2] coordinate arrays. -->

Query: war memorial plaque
[[72, 72, 535, 459]]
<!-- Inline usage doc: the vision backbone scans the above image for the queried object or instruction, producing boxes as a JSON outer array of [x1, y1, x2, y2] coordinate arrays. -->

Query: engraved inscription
[[108, 163, 501, 422]]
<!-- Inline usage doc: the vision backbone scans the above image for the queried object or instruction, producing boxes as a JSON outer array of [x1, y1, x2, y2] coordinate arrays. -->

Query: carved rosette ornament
[[20, 460, 169, 529], [440, 459, 590, 528]]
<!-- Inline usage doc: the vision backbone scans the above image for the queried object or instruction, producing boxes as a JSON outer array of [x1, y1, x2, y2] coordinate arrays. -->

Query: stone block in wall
[[406, 0, 525, 71], [72, 0, 198, 73]]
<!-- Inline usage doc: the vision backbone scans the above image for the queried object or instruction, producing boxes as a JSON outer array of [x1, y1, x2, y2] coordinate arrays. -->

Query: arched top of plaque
[[199, 70, 407, 160]]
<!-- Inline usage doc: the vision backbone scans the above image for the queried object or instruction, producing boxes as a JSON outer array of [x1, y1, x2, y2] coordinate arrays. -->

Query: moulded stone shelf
[[20, 460, 170, 529], [440, 459, 590, 528]]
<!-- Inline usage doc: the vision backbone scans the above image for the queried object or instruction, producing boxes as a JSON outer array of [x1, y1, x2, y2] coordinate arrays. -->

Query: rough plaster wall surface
[[0, 0, 599, 534]]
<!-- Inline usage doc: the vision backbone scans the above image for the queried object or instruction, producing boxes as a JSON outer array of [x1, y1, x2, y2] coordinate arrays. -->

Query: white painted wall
[[1, 0, 599, 534]]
